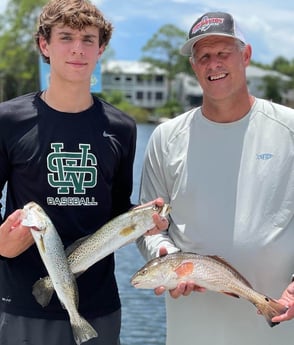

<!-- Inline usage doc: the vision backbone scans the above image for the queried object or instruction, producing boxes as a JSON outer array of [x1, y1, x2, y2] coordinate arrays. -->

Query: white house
[[246, 65, 291, 98], [101, 60, 168, 109], [101, 60, 292, 111]]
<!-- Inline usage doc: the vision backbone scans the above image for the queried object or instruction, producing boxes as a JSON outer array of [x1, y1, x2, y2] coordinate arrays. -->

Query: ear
[[39, 36, 49, 59], [243, 44, 252, 67], [97, 45, 105, 61], [189, 56, 198, 77]]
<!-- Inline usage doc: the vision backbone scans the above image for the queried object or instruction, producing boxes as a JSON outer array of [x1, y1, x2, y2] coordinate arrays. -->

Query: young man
[[137, 11, 294, 345], [0, 1, 167, 344]]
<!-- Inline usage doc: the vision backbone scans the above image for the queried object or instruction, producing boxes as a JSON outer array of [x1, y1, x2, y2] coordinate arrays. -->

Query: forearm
[[136, 231, 180, 261]]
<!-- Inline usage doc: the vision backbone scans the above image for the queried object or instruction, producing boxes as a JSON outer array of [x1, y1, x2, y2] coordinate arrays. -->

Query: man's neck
[[201, 94, 255, 123], [42, 82, 93, 113]]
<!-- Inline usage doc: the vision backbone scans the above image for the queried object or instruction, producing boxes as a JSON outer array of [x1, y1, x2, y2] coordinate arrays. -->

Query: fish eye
[[152, 205, 160, 211], [141, 268, 148, 275]]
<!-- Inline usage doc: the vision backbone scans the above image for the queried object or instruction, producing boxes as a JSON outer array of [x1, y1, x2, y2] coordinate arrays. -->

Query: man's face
[[39, 24, 104, 84], [190, 36, 251, 102]]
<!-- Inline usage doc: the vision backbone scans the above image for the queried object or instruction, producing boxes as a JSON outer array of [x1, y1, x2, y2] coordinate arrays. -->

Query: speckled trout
[[21, 202, 98, 345], [131, 252, 288, 327], [32, 203, 170, 308]]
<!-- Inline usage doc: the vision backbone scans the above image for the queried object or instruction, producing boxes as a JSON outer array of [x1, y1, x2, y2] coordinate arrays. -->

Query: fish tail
[[32, 276, 55, 307], [256, 297, 288, 327], [71, 316, 98, 345]]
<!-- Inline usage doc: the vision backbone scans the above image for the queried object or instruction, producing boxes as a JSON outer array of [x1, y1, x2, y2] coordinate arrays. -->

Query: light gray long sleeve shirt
[[137, 98, 294, 345]]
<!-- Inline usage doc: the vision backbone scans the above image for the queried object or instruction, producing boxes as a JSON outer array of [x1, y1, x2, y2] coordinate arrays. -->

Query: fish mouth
[[29, 226, 43, 232], [130, 280, 143, 288], [159, 204, 171, 217]]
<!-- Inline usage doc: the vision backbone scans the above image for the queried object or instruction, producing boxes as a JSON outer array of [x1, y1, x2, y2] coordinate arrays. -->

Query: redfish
[[131, 252, 288, 327]]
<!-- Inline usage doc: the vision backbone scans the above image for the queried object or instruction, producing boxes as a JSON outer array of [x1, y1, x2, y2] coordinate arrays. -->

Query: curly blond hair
[[35, 0, 113, 63]]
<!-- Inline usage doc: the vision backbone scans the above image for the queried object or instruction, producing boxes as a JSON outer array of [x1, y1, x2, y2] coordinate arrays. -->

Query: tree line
[[0, 0, 294, 104]]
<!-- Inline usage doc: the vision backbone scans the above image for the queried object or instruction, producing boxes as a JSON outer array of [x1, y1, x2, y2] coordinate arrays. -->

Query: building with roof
[[101, 60, 292, 112], [101, 60, 168, 110]]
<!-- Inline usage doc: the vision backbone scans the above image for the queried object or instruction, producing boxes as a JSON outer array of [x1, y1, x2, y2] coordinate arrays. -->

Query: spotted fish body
[[21, 202, 98, 345], [131, 252, 288, 327], [32, 203, 170, 307]]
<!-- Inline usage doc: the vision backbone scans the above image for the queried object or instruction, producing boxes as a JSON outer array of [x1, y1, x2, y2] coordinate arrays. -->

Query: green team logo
[[47, 143, 97, 194]]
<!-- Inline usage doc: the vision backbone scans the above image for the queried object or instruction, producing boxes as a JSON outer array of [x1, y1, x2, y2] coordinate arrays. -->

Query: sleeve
[[0, 123, 9, 224], [137, 126, 180, 261], [0, 121, 9, 259], [111, 118, 137, 218]]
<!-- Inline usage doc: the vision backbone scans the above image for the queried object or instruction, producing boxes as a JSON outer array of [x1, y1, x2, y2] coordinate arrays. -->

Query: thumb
[[6, 209, 23, 229], [287, 282, 294, 295]]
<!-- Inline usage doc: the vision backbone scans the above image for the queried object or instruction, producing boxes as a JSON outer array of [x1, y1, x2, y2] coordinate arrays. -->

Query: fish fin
[[221, 291, 240, 299], [208, 255, 253, 288], [174, 262, 195, 278], [71, 316, 98, 345], [65, 235, 90, 256], [40, 234, 46, 253], [119, 224, 136, 236], [255, 297, 288, 327], [32, 276, 55, 307]]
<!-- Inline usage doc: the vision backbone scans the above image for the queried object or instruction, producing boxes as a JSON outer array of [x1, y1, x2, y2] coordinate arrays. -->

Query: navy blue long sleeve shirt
[[0, 92, 136, 319]]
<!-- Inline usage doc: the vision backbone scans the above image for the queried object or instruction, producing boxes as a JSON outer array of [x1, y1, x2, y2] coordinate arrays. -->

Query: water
[[0, 123, 166, 345], [115, 123, 166, 345]]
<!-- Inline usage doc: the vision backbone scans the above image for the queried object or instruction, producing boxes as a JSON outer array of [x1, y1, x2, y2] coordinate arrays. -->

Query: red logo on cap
[[191, 16, 224, 34]]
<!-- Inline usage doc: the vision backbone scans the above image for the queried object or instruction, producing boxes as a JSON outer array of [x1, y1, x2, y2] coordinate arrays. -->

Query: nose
[[71, 41, 84, 56], [208, 54, 223, 68]]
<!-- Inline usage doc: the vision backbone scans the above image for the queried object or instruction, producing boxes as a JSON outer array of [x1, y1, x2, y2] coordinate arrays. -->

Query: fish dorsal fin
[[208, 255, 253, 288]]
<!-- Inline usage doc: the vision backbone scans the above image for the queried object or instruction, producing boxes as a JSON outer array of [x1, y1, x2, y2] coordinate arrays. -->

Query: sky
[[0, 0, 294, 65]]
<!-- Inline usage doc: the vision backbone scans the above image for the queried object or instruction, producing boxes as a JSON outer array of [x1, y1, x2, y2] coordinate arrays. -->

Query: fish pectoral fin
[[120, 224, 136, 236], [174, 262, 195, 278], [40, 235, 46, 253], [221, 291, 240, 299]]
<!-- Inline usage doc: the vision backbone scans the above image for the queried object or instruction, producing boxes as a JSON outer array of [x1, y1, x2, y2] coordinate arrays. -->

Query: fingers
[[145, 213, 169, 236], [154, 280, 206, 299], [134, 197, 165, 210], [154, 286, 166, 296], [4, 209, 23, 231], [0, 210, 34, 258], [159, 247, 168, 256], [271, 306, 294, 323], [169, 282, 200, 298]]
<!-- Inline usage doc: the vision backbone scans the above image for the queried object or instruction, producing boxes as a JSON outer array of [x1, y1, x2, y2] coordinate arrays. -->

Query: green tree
[[141, 24, 191, 103], [0, 0, 46, 100], [98, 90, 150, 123], [261, 75, 284, 103]]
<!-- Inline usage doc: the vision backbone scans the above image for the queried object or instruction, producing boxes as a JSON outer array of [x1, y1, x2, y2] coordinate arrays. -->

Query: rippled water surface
[[116, 123, 166, 345]]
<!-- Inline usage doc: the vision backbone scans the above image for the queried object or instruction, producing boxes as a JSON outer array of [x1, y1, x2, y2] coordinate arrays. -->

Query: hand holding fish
[[154, 247, 206, 298], [135, 198, 169, 236], [271, 281, 294, 323], [0, 209, 34, 258]]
